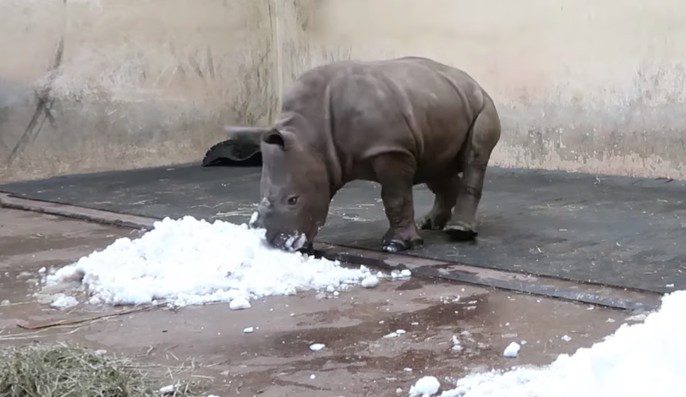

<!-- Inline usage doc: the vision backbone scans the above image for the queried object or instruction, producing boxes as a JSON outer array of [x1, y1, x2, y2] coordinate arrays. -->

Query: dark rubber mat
[[2, 164, 684, 293]]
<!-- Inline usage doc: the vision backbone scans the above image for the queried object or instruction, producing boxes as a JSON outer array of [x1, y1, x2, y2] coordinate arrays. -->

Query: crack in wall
[[8, 36, 64, 164]]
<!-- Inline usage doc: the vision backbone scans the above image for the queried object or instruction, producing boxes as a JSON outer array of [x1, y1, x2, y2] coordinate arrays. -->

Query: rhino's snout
[[266, 230, 309, 252], [251, 209, 310, 252]]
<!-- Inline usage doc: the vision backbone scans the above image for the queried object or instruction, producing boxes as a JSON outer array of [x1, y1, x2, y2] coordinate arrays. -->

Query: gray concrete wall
[[0, 0, 276, 182], [278, 0, 686, 180], [2, 0, 684, 182]]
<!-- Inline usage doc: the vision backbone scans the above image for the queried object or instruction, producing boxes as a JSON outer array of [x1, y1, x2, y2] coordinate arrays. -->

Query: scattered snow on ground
[[309, 343, 326, 351], [50, 293, 78, 309], [229, 296, 251, 310], [503, 341, 520, 358], [626, 313, 648, 322], [158, 384, 176, 394], [46, 217, 398, 308], [561, 334, 572, 342], [436, 291, 686, 397], [361, 275, 380, 288], [451, 335, 463, 352], [392, 269, 412, 279], [409, 376, 441, 397], [384, 329, 407, 338]]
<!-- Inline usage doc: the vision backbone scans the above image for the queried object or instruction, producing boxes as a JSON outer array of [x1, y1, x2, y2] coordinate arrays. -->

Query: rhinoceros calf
[[235, 57, 501, 252]]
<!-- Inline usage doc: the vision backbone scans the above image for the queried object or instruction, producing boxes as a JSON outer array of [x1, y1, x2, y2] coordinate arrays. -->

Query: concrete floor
[[3, 165, 683, 292], [0, 208, 634, 396]]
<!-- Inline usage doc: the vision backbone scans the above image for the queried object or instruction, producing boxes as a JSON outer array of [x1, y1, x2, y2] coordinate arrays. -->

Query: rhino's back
[[280, 57, 488, 179]]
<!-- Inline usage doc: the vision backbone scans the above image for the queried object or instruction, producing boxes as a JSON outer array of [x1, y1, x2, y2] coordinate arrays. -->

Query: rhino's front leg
[[372, 155, 424, 253]]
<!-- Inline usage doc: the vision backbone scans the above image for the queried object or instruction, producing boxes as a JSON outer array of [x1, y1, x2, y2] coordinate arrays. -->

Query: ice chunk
[[230, 296, 251, 310], [159, 384, 176, 394], [50, 294, 78, 309], [361, 275, 380, 288], [384, 329, 406, 338], [451, 335, 463, 352], [503, 341, 520, 358], [409, 376, 440, 397], [309, 343, 326, 351]]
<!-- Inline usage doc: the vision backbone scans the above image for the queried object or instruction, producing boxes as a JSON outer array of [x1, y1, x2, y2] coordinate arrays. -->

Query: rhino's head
[[249, 129, 330, 251]]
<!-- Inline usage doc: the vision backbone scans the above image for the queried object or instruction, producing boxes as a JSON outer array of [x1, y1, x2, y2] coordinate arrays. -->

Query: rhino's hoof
[[445, 223, 478, 241], [418, 216, 447, 231], [382, 238, 424, 253], [417, 217, 433, 230]]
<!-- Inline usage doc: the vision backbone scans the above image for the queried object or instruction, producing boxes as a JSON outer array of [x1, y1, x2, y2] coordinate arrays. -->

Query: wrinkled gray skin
[[244, 57, 501, 252]]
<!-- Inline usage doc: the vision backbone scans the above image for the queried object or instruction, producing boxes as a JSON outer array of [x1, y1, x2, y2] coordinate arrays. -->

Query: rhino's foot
[[382, 238, 424, 253], [298, 241, 315, 254], [445, 221, 478, 241], [382, 229, 424, 253], [417, 212, 450, 230]]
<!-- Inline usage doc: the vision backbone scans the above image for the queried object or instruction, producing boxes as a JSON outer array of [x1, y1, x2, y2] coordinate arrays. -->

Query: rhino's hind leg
[[373, 154, 424, 252], [446, 98, 501, 240], [418, 177, 458, 230]]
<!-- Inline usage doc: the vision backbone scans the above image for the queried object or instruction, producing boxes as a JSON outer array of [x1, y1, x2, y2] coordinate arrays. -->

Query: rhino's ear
[[224, 126, 269, 144], [262, 129, 295, 150]]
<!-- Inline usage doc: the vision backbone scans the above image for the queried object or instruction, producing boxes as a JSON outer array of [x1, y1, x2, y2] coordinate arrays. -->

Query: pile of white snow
[[414, 290, 686, 397], [46, 216, 389, 308]]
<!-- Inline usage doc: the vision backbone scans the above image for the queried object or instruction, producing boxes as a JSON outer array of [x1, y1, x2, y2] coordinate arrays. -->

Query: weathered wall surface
[[278, 0, 686, 179], [0, 0, 276, 182], [2, 0, 684, 182]]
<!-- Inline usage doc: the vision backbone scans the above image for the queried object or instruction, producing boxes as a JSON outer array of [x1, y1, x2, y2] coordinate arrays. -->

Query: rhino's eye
[[287, 196, 299, 205]]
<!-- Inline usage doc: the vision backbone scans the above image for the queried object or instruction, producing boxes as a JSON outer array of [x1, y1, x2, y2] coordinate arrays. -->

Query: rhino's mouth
[[250, 212, 313, 253], [269, 231, 309, 252]]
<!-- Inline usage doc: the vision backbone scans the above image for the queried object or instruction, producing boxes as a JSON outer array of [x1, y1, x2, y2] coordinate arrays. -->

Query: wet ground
[[0, 208, 634, 396], [2, 165, 683, 292]]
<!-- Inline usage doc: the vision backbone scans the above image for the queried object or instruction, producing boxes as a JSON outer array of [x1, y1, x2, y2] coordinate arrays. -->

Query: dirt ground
[[0, 208, 633, 396]]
